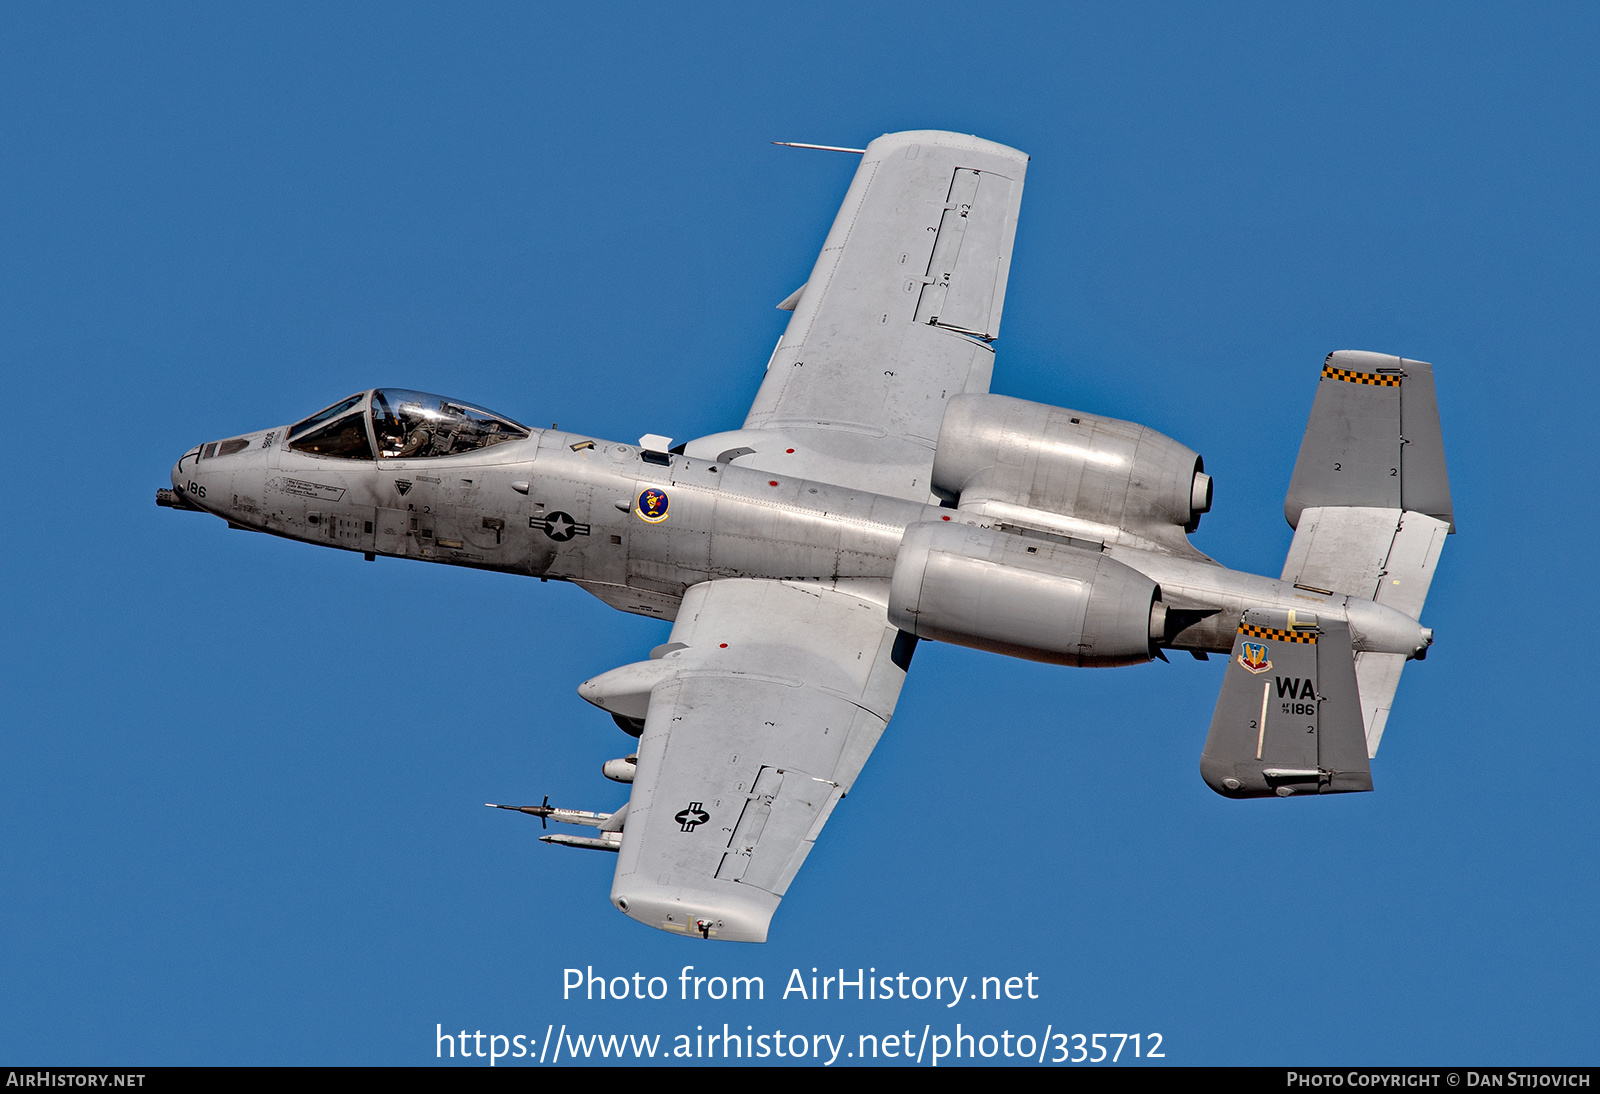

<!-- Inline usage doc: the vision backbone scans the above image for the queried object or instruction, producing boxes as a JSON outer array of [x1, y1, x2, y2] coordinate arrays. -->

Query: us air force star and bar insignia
[[636, 488, 670, 524], [674, 802, 709, 832], [531, 511, 590, 542]]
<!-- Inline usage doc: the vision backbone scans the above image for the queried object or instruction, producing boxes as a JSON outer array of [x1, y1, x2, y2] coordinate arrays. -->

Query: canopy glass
[[286, 390, 530, 460]]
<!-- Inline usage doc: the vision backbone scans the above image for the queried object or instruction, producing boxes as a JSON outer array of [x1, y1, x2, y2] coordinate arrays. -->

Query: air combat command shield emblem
[[1238, 641, 1272, 674]]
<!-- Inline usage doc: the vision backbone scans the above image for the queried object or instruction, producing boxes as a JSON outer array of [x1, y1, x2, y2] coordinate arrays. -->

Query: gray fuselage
[[169, 424, 1430, 660]]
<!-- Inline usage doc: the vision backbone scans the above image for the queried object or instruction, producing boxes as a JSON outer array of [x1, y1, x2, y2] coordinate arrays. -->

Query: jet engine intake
[[889, 520, 1162, 667], [933, 393, 1210, 546]]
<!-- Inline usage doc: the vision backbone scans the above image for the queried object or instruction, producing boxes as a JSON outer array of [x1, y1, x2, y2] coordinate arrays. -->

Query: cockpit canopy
[[286, 389, 531, 460]]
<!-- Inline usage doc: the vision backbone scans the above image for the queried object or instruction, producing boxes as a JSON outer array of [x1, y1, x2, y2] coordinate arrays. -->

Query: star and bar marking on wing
[[674, 803, 710, 832]]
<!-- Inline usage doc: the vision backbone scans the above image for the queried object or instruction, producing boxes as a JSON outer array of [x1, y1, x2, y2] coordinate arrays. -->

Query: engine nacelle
[[932, 393, 1211, 546], [888, 520, 1165, 667]]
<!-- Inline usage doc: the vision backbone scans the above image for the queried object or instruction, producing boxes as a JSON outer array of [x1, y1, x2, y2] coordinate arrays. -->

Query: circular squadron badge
[[635, 487, 670, 524]]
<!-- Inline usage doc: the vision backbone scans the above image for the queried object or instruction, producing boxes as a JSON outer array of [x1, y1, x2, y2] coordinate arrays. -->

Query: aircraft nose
[[160, 446, 209, 513], [171, 447, 200, 490]]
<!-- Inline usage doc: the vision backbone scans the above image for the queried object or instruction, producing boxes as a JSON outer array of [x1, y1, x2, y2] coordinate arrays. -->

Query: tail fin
[[1200, 609, 1371, 797], [1284, 350, 1452, 531], [1279, 351, 1454, 755]]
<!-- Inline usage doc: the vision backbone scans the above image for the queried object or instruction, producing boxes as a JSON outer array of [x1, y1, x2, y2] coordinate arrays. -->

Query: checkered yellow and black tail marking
[[1238, 622, 1317, 644], [1321, 365, 1402, 387]]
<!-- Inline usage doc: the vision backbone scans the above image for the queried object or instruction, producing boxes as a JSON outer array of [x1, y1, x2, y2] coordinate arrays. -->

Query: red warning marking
[[719, 643, 728, 648], [769, 481, 779, 486], [941, 515, 951, 521], [785, 448, 795, 453]]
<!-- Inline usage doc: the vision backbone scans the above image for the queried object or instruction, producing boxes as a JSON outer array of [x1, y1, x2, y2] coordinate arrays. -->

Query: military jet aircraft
[[161, 130, 1452, 942]]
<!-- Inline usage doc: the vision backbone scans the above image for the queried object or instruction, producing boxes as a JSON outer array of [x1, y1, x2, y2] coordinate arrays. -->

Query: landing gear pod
[[1200, 609, 1372, 797]]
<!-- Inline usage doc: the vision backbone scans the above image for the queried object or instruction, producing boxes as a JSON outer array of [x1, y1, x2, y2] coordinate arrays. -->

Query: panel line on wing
[[915, 168, 1016, 340]]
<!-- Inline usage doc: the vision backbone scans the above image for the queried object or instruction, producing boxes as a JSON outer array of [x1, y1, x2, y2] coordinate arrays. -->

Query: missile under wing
[[589, 132, 1028, 940], [580, 580, 914, 941]]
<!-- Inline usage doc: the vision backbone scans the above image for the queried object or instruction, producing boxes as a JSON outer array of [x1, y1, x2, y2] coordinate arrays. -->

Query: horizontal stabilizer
[[1353, 652, 1406, 758], [1285, 351, 1453, 531], [1282, 506, 1450, 756], [1200, 609, 1371, 798], [1282, 506, 1449, 610]]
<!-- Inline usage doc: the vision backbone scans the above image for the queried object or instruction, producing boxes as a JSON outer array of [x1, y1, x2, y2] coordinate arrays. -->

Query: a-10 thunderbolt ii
[[161, 131, 1452, 943]]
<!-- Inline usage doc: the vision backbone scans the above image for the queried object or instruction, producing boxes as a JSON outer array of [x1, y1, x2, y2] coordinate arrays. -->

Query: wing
[[686, 131, 1029, 502], [578, 579, 913, 941]]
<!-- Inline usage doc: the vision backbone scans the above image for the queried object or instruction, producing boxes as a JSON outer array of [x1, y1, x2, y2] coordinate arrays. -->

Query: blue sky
[[3, 2, 1597, 1066]]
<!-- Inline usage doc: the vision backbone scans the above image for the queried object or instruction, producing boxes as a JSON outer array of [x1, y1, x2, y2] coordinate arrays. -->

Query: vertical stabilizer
[[1279, 351, 1453, 756], [1200, 609, 1371, 798], [1285, 351, 1453, 531]]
